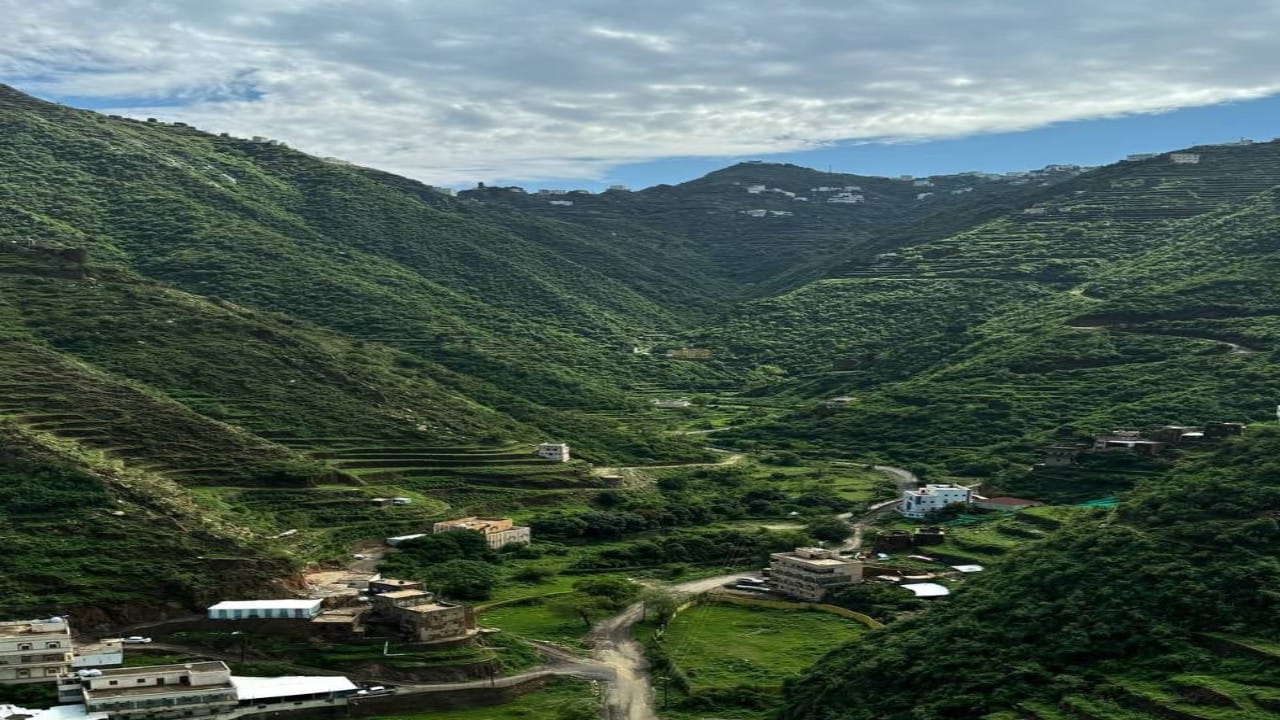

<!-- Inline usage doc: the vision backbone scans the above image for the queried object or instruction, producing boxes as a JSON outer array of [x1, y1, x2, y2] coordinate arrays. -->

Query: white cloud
[[3, 0, 1280, 185]]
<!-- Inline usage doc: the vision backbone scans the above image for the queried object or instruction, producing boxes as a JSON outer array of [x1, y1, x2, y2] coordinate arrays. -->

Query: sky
[[3, 0, 1280, 190]]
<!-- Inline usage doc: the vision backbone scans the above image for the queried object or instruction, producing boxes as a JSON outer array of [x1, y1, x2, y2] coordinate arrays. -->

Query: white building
[[537, 443, 570, 462], [71, 640, 122, 669], [745, 185, 766, 194], [652, 399, 692, 409], [913, 179, 934, 187], [1169, 153, 1201, 164], [899, 484, 972, 519], [65, 662, 238, 720], [916, 192, 934, 200], [0, 618, 73, 685], [768, 547, 862, 602], [827, 193, 864, 204], [548, 200, 574, 206], [206, 600, 323, 621], [742, 209, 767, 217], [1125, 153, 1157, 161], [58, 662, 357, 720]]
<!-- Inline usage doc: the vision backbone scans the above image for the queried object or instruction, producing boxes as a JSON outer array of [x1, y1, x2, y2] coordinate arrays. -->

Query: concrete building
[[652, 399, 692, 409], [768, 547, 862, 602], [71, 640, 122, 669], [1093, 431, 1166, 456], [206, 600, 323, 621], [1042, 446, 1082, 467], [66, 662, 238, 720], [899, 484, 972, 519], [369, 591, 476, 643], [537, 443, 570, 462], [1170, 153, 1201, 164], [0, 618, 73, 685], [432, 517, 531, 549], [60, 662, 356, 720]]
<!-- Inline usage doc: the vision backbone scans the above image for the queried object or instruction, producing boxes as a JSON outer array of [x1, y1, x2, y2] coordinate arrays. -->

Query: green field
[[369, 678, 601, 720], [660, 603, 866, 690]]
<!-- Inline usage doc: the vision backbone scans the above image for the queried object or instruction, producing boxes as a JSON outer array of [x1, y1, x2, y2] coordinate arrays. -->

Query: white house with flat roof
[[206, 600, 323, 621], [899, 484, 972, 519]]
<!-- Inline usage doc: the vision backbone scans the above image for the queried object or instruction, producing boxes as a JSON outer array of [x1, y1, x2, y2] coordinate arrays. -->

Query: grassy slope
[[719, 142, 1280, 480], [782, 427, 1280, 719]]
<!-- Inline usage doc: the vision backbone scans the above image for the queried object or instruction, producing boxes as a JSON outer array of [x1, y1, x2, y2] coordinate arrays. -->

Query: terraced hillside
[[716, 144, 1280, 479], [783, 427, 1280, 720]]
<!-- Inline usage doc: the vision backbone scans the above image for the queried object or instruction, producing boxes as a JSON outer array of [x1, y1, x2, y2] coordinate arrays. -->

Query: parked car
[[123, 636, 152, 644]]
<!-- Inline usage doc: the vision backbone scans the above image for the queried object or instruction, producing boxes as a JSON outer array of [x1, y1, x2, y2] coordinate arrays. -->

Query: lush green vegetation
[[783, 427, 1280, 719], [642, 602, 866, 719], [369, 678, 600, 720]]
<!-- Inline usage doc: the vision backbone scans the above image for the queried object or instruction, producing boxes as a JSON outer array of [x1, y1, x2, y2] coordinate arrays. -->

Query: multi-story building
[[64, 662, 238, 720], [0, 618, 73, 685], [899, 484, 972, 519], [768, 547, 863, 602], [432, 517, 531, 549]]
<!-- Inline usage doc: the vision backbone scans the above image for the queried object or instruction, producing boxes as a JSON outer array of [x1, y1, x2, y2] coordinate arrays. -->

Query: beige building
[[432, 517, 531, 549], [370, 590, 476, 643], [0, 618, 73, 685], [63, 662, 238, 720], [769, 547, 863, 602]]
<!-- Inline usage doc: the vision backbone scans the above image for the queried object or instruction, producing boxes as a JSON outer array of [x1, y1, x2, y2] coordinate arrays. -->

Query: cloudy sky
[[4, 0, 1280, 187]]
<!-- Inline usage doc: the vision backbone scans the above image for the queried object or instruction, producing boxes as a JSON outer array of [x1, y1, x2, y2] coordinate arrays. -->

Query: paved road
[[836, 465, 918, 552]]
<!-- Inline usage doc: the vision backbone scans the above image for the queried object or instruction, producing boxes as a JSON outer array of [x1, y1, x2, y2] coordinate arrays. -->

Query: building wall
[[0, 620, 73, 685], [399, 605, 476, 643]]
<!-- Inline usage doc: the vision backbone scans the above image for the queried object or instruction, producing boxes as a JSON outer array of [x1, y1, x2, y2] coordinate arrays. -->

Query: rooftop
[[91, 661, 227, 678], [208, 600, 322, 611], [901, 583, 951, 598], [230, 675, 356, 701], [0, 618, 68, 637], [379, 590, 432, 600], [1, 704, 108, 720]]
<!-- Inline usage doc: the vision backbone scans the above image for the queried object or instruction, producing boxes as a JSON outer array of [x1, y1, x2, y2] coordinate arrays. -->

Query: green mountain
[[783, 427, 1280, 720], [5, 78, 1280, 717]]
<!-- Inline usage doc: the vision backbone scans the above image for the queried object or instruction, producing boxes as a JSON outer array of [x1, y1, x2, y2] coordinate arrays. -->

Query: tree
[[422, 560, 498, 600], [806, 516, 852, 544], [573, 576, 641, 606], [640, 587, 682, 625], [547, 593, 617, 628]]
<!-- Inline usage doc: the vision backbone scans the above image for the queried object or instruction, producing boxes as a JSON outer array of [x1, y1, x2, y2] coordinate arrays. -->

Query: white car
[[123, 636, 152, 644]]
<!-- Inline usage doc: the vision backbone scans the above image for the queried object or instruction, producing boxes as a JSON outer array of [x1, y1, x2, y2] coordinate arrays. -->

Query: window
[[47, 642, 60, 649], [137, 678, 147, 683], [44, 654, 62, 661], [109, 680, 119, 686], [17, 669, 30, 678], [18, 643, 31, 651]]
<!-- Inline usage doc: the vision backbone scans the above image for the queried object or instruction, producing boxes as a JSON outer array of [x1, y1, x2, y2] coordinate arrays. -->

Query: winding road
[[588, 464, 918, 720], [1067, 324, 1261, 354]]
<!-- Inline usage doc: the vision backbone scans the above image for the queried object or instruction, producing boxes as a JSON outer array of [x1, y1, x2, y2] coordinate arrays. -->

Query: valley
[[2, 84, 1280, 720]]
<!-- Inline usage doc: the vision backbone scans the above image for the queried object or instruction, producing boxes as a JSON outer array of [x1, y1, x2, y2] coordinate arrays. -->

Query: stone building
[[768, 547, 862, 602]]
